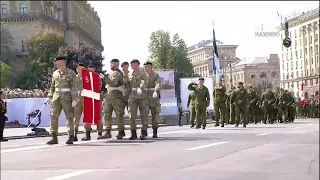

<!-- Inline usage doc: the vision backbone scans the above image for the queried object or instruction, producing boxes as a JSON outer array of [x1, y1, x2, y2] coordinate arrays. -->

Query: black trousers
[[0, 116, 5, 139]]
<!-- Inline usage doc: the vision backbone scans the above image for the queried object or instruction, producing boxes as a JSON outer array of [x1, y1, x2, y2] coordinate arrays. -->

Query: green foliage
[[148, 30, 196, 77], [57, 45, 104, 73], [15, 30, 67, 90], [0, 24, 14, 63], [0, 61, 14, 88]]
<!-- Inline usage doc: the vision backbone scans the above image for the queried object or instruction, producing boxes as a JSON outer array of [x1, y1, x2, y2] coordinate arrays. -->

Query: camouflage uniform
[[234, 83, 247, 127], [47, 67, 78, 145], [145, 70, 161, 138], [276, 89, 289, 123], [287, 92, 295, 122], [187, 91, 196, 127], [125, 61, 149, 140], [229, 87, 236, 124], [247, 88, 259, 124], [225, 91, 231, 124], [73, 74, 83, 140], [212, 84, 226, 127], [103, 68, 126, 139], [260, 88, 276, 124], [295, 96, 302, 118]]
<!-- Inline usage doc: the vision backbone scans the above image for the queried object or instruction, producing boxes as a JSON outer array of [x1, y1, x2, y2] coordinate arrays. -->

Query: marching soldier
[[121, 61, 130, 111], [144, 61, 161, 137], [124, 59, 149, 140], [188, 78, 210, 129], [225, 90, 231, 124], [287, 91, 295, 122], [177, 103, 183, 126], [0, 91, 8, 142], [212, 81, 226, 127], [276, 89, 288, 123], [260, 85, 276, 124], [187, 89, 196, 128], [295, 93, 302, 118], [100, 59, 126, 139], [247, 86, 259, 124], [229, 86, 236, 125], [82, 64, 104, 141], [234, 82, 247, 127], [46, 56, 79, 145], [73, 63, 85, 141]]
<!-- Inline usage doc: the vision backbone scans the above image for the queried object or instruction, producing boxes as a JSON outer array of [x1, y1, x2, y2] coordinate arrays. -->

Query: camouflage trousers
[[148, 97, 161, 129], [128, 98, 149, 131], [50, 96, 74, 136], [189, 106, 196, 126], [214, 101, 226, 125], [73, 99, 83, 132], [195, 103, 207, 127], [104, 97, 125, 131]]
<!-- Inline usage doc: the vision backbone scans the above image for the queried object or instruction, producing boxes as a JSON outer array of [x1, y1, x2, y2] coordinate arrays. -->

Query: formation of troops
[[43, 56, 161, 145], [188, 79, 320, 128]]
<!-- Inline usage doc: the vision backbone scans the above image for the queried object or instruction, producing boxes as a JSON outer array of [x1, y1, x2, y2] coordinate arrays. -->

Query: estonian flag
[[212, 27, 221, 83]]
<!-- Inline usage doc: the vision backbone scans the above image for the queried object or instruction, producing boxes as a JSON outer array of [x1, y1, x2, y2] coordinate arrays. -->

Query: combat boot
[[129, 130, 137, 140], [66, 135, 74, 145], [152, 128, 158, 138], [140, 130, 147, 140], [82, 131, 91, 141], [190, 125, 194, 128], [215, 123, 219, 127], [97, 132, 103, 140], [46, 133, 58, 145], [243, 124, 246, 128], [202, 125, 206, 129], [103, 130, 112, 139], [235, 123, 239, 127], [74, 131, 78, 142], [116, 130, 126, 139], [221, 123, 225, 127]]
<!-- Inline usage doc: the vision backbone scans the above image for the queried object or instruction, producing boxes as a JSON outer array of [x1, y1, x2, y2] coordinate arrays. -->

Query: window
[[1, 4, 7, 14], [250, 73, 255, 78], [300, 49, 302, 58], [295, 40, 297, 49], [282, 63, 284, 70], [260, 72, 266, 78], [306, 59, 308, 65], [291, 62, 293, 70], [295, 51, 298, 58], [21, 40, 28, 53], [296, 61, 298, 69], [310, 36, 313, 43], [296, 72, 299, 78], [20, 4, 27, 15], [271, 72, 277, 78], [283, 73, 285, 79], [294, 30, 297, 38]]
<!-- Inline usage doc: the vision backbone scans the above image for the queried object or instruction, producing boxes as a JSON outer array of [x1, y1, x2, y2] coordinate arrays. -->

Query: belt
[[108, 87, 122, 90], [131, 88, 139, 90], [55, 88, 71, 92], [146, 88, 155, 90]]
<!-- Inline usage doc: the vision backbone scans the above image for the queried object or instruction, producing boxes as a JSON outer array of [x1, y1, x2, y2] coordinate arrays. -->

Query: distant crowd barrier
[[5, 98, 178, 127]]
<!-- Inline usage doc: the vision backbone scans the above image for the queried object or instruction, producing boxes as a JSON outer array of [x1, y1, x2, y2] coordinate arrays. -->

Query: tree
[[0, 61, 14, 88], [148, 30, 196, 77], [0, 23, 14, 63], [57, 45, 104, 73], [16, 29, 67, 90]]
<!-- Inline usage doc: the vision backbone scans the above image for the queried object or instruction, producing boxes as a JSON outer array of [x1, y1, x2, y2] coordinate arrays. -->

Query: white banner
[[180, 77, 214, 111]]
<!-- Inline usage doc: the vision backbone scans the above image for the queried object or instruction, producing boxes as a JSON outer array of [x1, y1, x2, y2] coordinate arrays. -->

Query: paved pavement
[[1, 119, 319, 180]]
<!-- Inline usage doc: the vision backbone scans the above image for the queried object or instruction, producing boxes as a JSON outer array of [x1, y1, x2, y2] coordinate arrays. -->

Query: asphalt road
[[1, 119, 319, 180]]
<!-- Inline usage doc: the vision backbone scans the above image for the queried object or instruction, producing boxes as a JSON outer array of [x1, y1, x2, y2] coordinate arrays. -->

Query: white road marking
[[44, 170, 96, 180], [292, 127, 302, 129], [1, 128, 196, 154], [256, 133, 272, 136], [186, 142, 228, 151]]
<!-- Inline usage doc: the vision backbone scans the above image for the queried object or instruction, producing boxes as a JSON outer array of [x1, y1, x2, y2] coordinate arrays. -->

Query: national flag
[[81, 69, 101, 125], [299, 83, 305, 107], [212, 27, 221, 83]]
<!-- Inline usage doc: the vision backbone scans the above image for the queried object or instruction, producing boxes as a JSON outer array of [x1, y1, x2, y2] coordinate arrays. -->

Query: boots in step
[[66, 135, 74, 145], [129, 130, 137, 140], [74, 131, 78, 142], [140, 130, 147, 140], [97, 132, 103, 140], [116, 130, 126, 139], [82, 131, 91, 141], [102, 130, 112, 139], [46, 133, 58, 145], [152, 128, 158, 138]]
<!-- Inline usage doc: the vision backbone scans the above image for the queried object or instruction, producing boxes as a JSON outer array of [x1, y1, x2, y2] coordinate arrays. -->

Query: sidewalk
[[4, 124, 169, 140]]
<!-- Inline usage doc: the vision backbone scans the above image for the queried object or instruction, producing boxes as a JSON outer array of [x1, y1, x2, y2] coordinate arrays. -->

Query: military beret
[[121, 61, 129, 67], [87, 64, 96, 68], [55, 56, 67, 61], [238, 82, 243, 85], [144, 61, 152, 66], [130, 59, 140, 64], [199, 77, 205, 80], [78, 63, 85, 67], [110, 59, 120, 63], [249, 85, 253, 88]]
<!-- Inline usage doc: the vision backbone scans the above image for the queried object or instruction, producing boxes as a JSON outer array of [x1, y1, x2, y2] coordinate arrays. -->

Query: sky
[[88, 1, 319, 70]]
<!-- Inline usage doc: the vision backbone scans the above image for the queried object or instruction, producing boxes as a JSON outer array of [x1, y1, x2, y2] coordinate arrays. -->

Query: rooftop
[[187, 39, 224, 52], [235, 56, 268, 66]]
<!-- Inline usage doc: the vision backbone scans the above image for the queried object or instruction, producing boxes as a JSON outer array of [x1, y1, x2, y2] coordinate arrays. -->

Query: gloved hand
[[137, 88, 142, 95], [282, 101, 286, 104], [152, 92, 158, 98], [45, 98, 52, 105], [72, 101, 77, 107], [99, 73, 105, 79]]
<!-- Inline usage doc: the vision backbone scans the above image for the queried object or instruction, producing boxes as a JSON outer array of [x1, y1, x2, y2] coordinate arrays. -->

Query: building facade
[[223, 54, 280, 92], [187, 40, 240, 78], [279, 8, 319, 95], [0, 1, 103, 56]]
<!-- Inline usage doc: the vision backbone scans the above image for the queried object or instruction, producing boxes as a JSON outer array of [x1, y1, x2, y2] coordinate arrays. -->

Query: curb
[[5, 124, 171, 140]]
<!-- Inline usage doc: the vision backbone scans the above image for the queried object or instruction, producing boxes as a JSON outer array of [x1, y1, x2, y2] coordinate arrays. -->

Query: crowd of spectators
[[0, 88, 48, 99]]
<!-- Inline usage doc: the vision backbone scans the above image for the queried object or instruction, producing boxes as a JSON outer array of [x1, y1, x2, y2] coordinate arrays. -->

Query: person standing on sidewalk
[[46, 56, 79, 145], [0, 91, 8, 142]]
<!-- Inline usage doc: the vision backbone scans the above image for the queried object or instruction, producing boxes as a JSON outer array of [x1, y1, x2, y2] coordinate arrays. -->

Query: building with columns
[[0, 1, 104, 56], [187, 40, 240, 78], [223, 54, 280, 92], [279, 8, 319, 95]]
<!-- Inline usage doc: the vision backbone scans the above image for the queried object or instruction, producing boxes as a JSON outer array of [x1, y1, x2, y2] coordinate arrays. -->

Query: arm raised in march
[[105, 71, 121, 87], [139, 71, 148, 89]]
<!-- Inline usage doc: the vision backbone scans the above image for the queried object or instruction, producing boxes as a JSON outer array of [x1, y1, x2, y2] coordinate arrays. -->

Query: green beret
[[238, 82, 243, 85], [144, 61, 152, 66], [130, 59, 140, 65], [121, 61, 129, 67], [87, 64, 96, 68], [55, 56, 67, 61], [199, 77, 204, 80], [110, 59, 120, 63]]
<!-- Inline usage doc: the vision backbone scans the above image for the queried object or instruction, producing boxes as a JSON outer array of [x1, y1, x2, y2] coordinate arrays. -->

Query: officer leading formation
[[43, 57, 162, 145], [187, 80, 319, 129]]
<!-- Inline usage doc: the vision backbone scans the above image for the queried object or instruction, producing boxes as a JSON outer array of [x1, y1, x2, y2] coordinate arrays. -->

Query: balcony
[[1, 12, 67, 30], [68, 23, 104, 51]]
